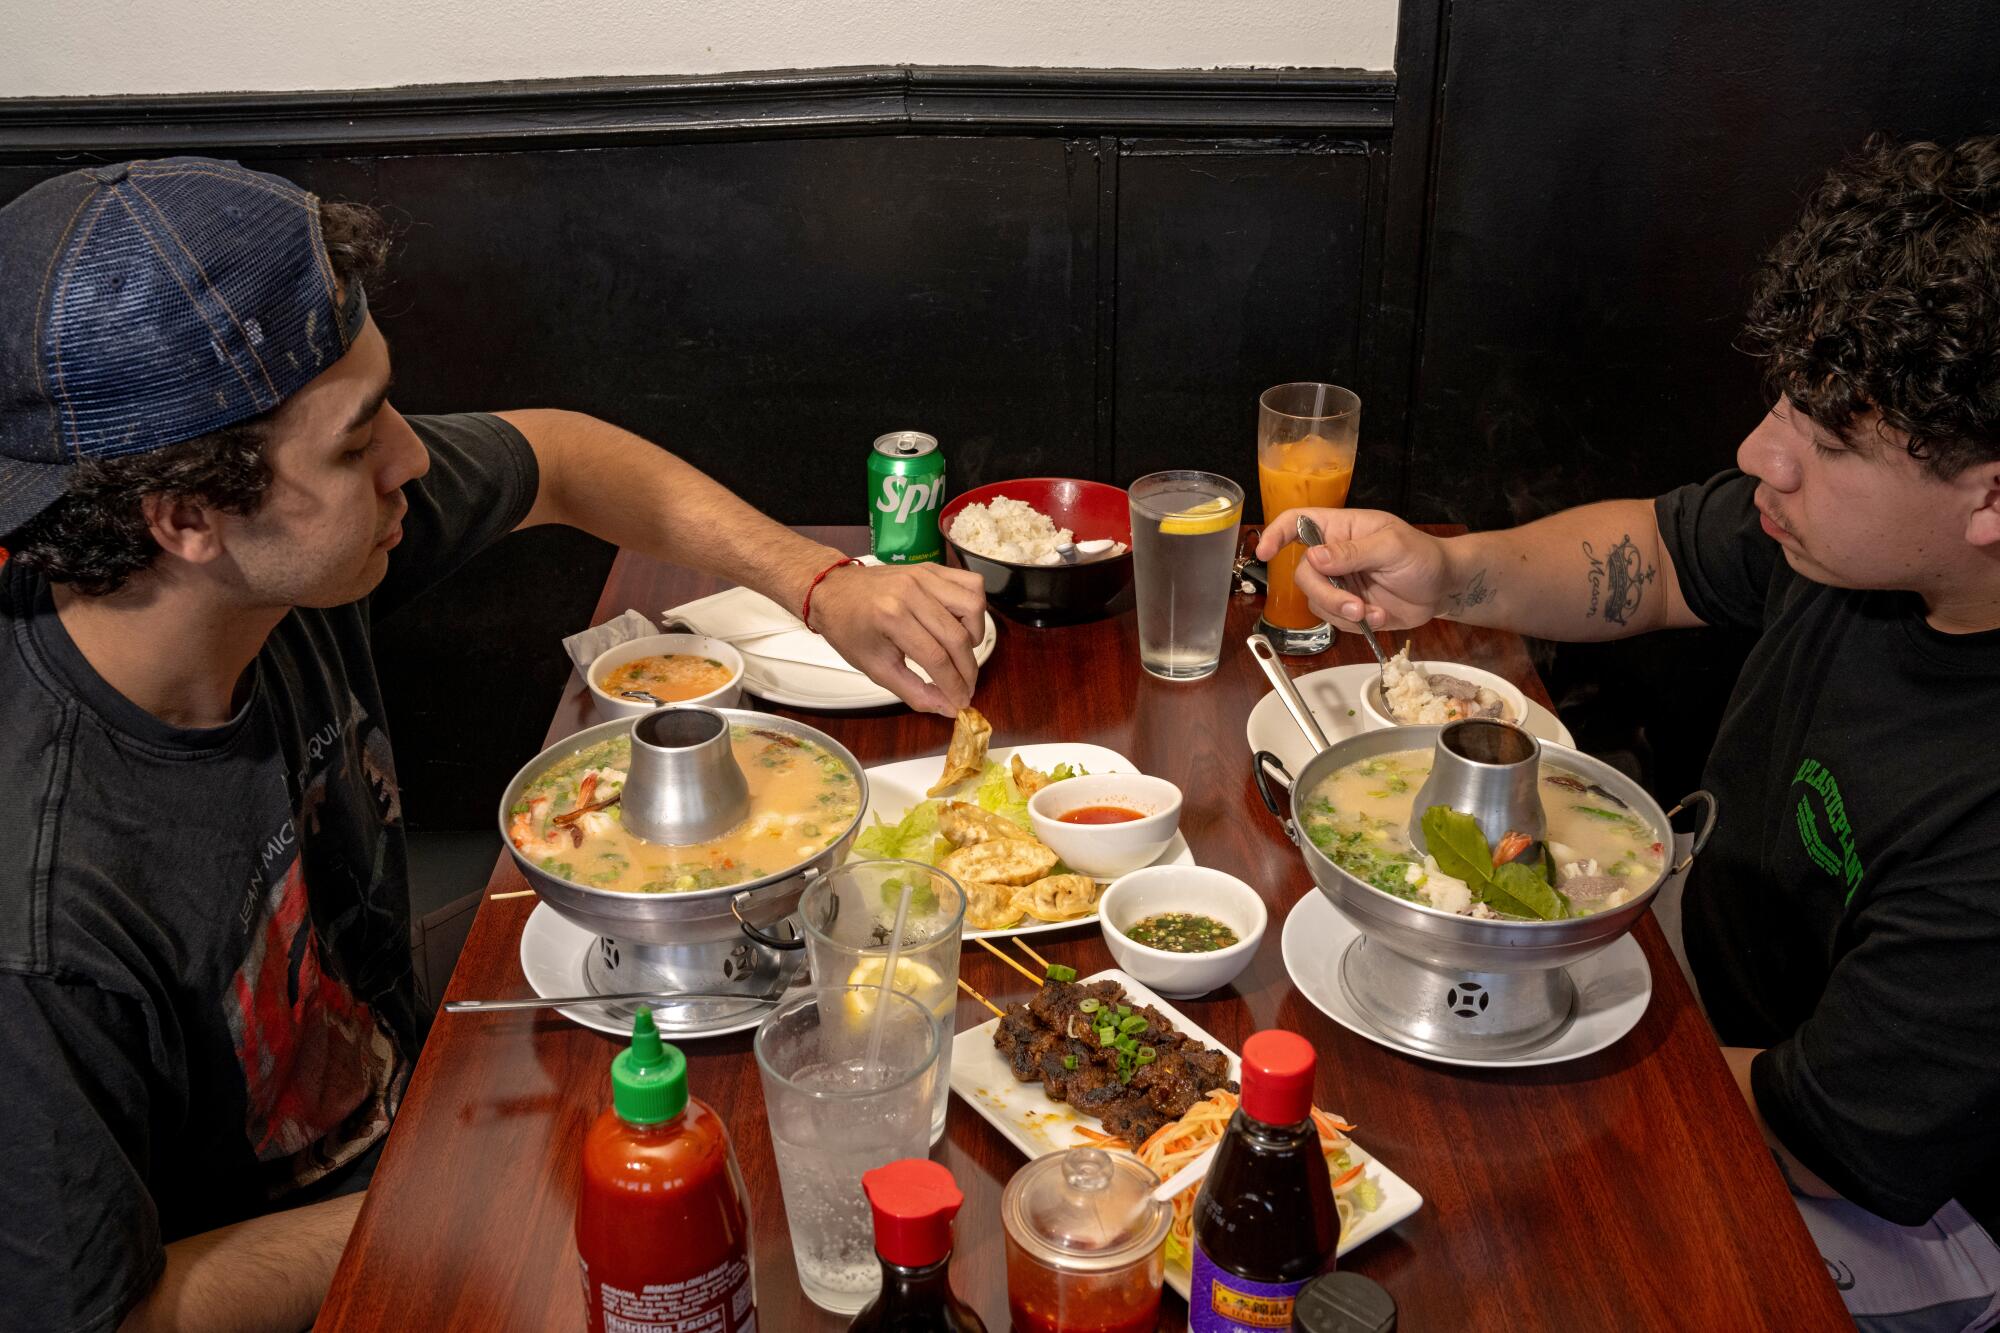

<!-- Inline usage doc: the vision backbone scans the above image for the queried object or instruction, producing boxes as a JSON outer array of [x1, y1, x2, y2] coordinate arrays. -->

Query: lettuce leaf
[[974, 762, 1033, 831], [854, 798, 942, 861]]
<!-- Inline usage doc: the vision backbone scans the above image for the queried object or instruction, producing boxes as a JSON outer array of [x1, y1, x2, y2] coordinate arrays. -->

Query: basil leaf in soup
[[1421, 807, 1495, 886], [1485, 861, 1570, 921]]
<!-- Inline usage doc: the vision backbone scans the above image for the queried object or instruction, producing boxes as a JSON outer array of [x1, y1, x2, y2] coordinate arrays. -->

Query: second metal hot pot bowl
[[1255, 723, 1716, 1057]]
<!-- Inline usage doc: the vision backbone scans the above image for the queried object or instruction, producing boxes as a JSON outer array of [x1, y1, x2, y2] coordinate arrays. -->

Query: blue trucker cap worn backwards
[[0, 156, 368, 536]]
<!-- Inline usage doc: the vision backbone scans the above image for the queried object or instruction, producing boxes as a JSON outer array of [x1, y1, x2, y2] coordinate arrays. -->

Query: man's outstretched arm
[[500, 409, 986, 716]]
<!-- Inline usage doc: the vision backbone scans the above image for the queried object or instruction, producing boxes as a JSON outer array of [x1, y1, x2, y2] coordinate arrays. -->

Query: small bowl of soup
[[588, 632, 745, 718], [1100, 865, 1266, 998], [1359, 649, 1528, 732], [1027, 773, 1181, 879]]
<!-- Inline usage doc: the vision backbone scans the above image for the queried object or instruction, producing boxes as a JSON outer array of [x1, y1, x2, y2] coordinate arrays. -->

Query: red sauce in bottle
[[1057, 805, 1148, 825], [577, 1010, 755, 1333]]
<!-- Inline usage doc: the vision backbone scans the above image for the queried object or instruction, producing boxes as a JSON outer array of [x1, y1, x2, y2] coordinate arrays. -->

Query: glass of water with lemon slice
[[800, 859, 965, 1143], [1129, 471, 1246, 680]]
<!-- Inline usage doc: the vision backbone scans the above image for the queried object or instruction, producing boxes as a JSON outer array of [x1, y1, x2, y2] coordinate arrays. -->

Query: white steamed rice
[[949, 496, 1074, 565]]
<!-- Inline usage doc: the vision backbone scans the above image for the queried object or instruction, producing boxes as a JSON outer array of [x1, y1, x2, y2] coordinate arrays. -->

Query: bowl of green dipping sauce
[[1125, 911, 1240, 953], [1100, 866, 1266, 998]]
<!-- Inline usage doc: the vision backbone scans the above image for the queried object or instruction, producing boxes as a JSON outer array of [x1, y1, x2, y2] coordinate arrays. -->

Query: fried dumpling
[[940, 800, 1030, 847], [1010, 754, 1054, 798], [940, 837, 1058, 888], [1015, 873, 1101, 922], [964, 879, 1027, 931], [928, 707, 993, 796]]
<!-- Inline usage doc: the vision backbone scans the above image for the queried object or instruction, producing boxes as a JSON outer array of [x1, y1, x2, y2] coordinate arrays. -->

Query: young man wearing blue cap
[[1262, 134, 2000, 1329], [0, 157, 987, 1332]]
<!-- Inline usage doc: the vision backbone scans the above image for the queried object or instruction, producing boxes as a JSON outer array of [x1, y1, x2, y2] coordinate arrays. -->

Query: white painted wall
[[1, 0, 1397, 99]]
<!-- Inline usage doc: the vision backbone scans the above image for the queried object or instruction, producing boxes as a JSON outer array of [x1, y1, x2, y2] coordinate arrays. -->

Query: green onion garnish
[[1119, 1014, 1148, 1035], [1063, 1054, 1077, 1070], [1078, 997, 1100, 1013], [1045, 963, 1078, 983]]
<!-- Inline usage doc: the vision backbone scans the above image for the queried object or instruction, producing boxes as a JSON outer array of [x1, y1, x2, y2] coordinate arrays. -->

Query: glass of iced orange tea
[[1255, 382, 1360, 654]]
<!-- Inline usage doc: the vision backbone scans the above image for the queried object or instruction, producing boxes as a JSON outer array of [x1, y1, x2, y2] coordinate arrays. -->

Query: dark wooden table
[[321, 526, 1848, 1331]]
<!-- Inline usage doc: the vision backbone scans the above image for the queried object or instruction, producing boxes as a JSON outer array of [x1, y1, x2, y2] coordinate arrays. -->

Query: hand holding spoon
[[1294, 514, 1390, 672]]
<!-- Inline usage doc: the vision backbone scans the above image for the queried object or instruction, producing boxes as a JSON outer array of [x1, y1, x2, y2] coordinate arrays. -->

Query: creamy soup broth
[[1300, 748, 1664, 917], [508, 727, 861, 892]]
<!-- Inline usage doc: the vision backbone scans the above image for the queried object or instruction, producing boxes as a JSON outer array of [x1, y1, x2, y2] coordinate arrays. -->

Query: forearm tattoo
[[1582, 535, 1657, 625], [1443, 568, 1494, 617]]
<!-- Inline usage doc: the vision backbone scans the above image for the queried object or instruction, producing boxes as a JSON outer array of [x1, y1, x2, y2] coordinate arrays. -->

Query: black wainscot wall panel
[[0, 70, 1394, 829]]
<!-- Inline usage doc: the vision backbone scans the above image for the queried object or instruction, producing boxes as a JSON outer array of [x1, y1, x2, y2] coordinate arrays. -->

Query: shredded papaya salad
[[1125, 1089, 1383, 1268]]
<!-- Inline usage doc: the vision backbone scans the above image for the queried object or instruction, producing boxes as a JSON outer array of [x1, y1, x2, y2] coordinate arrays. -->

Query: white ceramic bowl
[[1027, 773, 1182, 880], [1360, 660, 1529, 731], [586, 632, 746, 719], [1100, 866, 1267, 999]]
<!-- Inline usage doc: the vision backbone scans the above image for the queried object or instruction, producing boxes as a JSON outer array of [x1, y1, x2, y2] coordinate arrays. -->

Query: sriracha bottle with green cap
[[1187, 1029, 1340, 1332], [849, 1159, 987, 1331], [577, 1009, 756, 1333]]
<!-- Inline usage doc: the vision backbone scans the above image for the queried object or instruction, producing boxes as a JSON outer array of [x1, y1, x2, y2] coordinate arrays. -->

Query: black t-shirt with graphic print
[[1658, 469, 2000, 1234], [0, 413, 538, 1333]]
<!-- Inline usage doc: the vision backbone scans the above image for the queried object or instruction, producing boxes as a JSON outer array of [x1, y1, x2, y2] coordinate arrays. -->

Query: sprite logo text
[[876, 474, 945, 524], [1792, 757, 1864, 903]]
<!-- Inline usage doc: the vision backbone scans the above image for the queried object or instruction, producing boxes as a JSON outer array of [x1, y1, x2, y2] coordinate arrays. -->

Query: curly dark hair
[[4, 200, 392, 596], [1741, 133, 2000, 476]]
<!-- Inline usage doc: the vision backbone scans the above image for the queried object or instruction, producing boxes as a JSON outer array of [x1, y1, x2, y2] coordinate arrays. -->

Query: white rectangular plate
[[950, 969, 1423, 1294], [855, 742, 1194, 939]]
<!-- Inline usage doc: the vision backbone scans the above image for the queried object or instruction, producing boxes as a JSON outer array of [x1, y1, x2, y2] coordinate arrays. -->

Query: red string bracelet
[[800, 556, 858, 629]]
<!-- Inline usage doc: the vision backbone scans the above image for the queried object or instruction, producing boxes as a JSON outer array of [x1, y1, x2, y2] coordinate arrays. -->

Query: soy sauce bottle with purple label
[[1189, 1029, 1340, 1332]]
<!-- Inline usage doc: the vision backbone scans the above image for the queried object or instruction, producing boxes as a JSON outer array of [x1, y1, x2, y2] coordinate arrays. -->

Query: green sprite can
[[868, 431, 947, 564]]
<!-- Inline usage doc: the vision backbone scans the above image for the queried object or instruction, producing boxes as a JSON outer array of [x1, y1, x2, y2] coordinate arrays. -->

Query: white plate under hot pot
[[517, 901, 792, 1039], [1245, 662, 1574, 777], [1281, 891, 1653, 1068]]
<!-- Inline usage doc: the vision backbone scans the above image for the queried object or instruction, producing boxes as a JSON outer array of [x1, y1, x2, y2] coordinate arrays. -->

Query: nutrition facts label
[[598, 1256, 754, 1333]]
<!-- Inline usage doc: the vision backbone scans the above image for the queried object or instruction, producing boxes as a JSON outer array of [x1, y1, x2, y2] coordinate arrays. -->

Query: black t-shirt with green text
[[1658, 469, 2000, 1232], [0, 413, 538, 1333]]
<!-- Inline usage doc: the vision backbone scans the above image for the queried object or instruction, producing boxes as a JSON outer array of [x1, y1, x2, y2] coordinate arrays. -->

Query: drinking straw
[[862, 877, 915, 1085]]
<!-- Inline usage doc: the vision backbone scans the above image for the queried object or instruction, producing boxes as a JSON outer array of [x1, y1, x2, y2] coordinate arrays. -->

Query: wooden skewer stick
[[976, 936, 1046, 988], [489, 889, 537, 900], [1011, 937, 1053, 972], [957, 977, 1006, 1019]]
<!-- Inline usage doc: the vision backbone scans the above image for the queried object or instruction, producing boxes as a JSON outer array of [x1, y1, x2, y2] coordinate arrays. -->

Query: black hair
[[1742, 133, 2000, 476]]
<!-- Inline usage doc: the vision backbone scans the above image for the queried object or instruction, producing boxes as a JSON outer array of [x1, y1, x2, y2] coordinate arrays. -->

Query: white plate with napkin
[[663, 575, 998, 710]]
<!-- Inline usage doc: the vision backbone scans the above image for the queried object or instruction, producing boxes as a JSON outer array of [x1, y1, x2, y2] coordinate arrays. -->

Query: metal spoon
[[1294, 514, 1390, 673], [444, 989, 782, 1015], [1247, 633, 1331, 753]]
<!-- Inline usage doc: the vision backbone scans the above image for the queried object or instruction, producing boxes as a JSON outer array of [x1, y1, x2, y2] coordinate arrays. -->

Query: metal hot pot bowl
[[497, 705, 869, 1028], [1256, 719, 1715, 1059]]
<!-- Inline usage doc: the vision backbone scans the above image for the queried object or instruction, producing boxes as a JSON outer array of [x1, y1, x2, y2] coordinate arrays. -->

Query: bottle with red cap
[[849, 1159, 988, 1331], [577, 1009, 755, 1333], [1187, 1029, 1341, 1333]]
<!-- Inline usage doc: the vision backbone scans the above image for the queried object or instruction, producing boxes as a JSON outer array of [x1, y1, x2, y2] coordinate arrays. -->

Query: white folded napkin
[[560, 609, 659, 677], [660, 585, 804, 642], [663, 586, 865, 676]]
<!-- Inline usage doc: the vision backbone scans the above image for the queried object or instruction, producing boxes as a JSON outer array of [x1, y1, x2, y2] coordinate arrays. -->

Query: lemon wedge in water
[[1158, 495, 1240, 536], [843, 957, 944, 1016]]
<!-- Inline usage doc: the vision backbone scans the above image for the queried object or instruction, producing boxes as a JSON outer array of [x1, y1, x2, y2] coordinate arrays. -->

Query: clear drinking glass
[[1256, 382, 1361, 655], [754, 985, 942, 1314], [800, 860, 965, 1143], [1129, 471, 1245, 680]]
